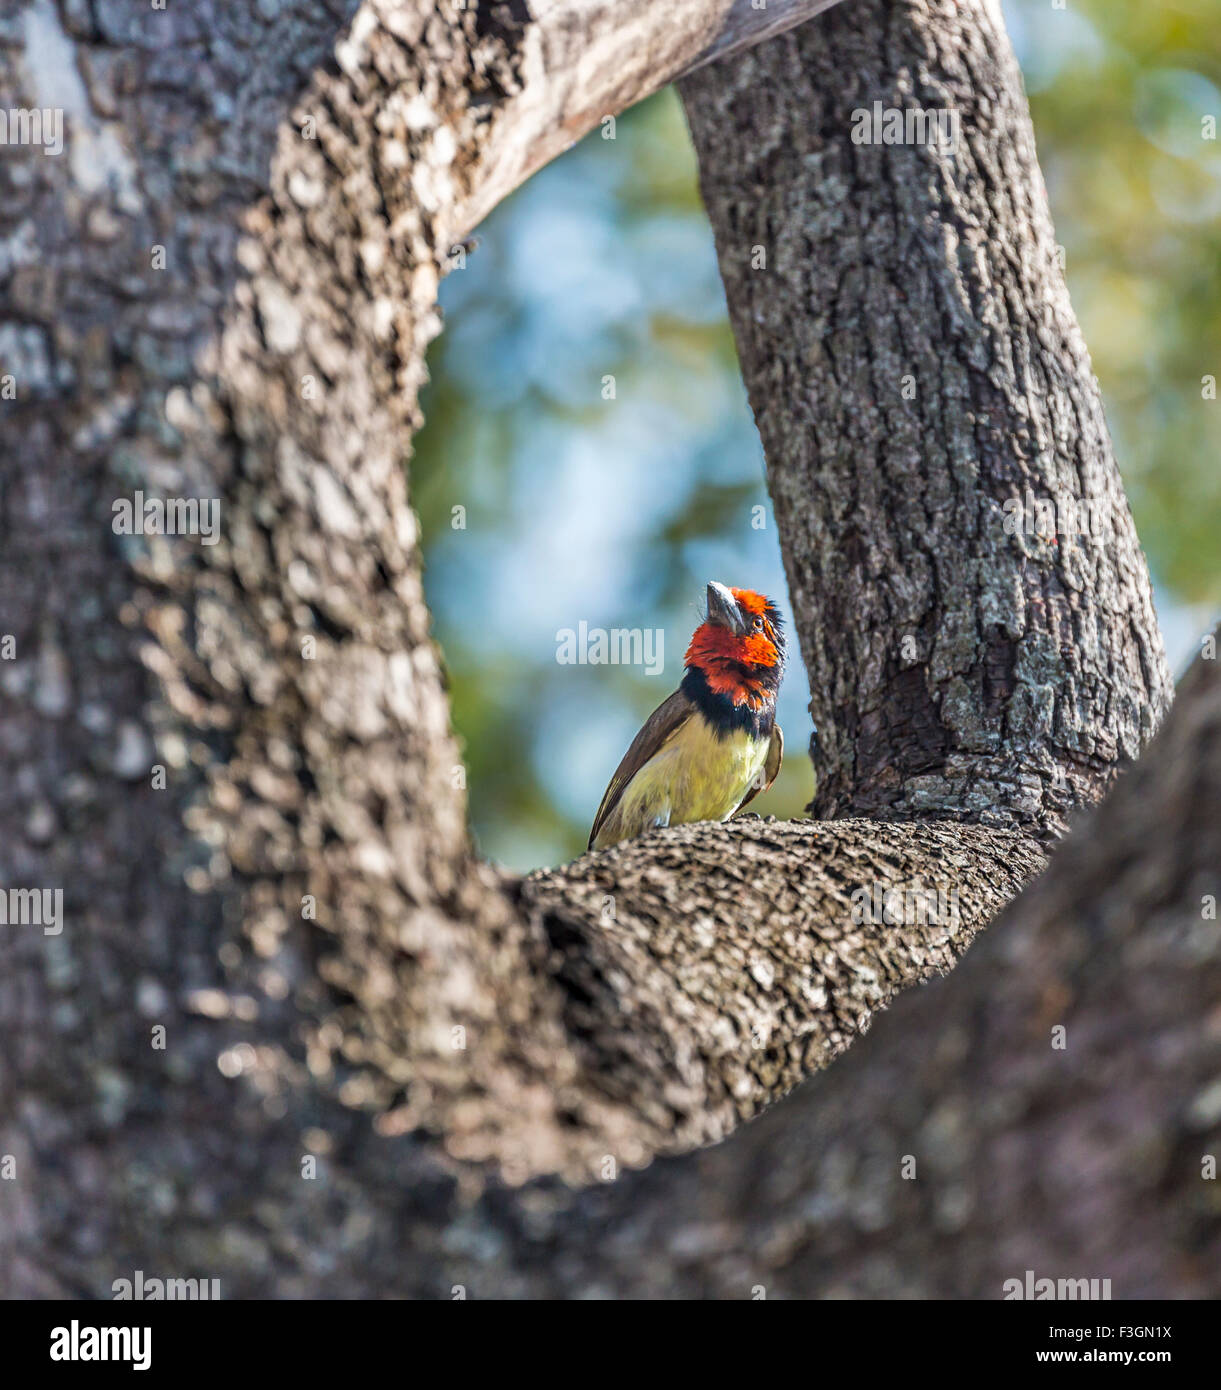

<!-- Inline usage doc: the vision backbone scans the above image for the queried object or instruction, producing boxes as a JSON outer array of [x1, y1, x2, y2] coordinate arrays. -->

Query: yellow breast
[[592, 715, 769, 850]]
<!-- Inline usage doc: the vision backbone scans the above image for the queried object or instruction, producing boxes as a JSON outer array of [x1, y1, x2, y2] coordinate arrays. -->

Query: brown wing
[[736, 722, 783, 813], [588, 689, 695, 850]]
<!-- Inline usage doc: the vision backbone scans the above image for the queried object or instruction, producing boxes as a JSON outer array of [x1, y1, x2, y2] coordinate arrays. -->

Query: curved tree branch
[[455, 0, 848, 235], [523, 819, 1044, 1164]]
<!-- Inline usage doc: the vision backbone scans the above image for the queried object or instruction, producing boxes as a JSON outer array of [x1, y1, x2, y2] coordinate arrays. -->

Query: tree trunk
[[679, 0, 1171, 839], [0, 0, 1201, 1300]]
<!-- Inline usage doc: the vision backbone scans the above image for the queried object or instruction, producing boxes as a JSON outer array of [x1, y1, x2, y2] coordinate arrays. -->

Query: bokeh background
[[413, 0, 1221, 871]]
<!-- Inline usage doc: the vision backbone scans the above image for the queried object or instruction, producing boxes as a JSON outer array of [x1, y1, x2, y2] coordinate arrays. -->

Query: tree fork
[[0, 0, 1189, 1296]]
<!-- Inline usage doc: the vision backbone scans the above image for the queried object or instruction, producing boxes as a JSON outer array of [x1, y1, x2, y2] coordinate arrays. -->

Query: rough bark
[[0, 0, 1192, 1300], [681, 0, 1172, 841], [494, 640, 1219, 1300], [523, 818, 1043, 1162]]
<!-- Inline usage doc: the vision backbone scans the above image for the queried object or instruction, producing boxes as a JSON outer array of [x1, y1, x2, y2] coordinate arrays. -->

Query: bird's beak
[[706, 581, 748, 636]]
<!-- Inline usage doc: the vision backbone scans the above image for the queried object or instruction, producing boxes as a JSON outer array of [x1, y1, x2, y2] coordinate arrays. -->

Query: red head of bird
[[588, 581, 786, 851], [681, 581, 786, 735]]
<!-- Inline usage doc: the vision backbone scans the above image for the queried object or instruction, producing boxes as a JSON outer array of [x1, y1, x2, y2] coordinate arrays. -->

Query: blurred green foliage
[[1009, 0, 1221, 609], [414, 0, 1221, 872]]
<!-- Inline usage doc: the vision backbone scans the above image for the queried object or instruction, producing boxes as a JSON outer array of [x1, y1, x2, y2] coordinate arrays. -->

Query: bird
[[588, 581, 785, 851]]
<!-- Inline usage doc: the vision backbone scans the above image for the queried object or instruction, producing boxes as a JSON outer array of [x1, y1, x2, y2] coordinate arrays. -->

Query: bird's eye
[[752, 616, 765, 632]]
